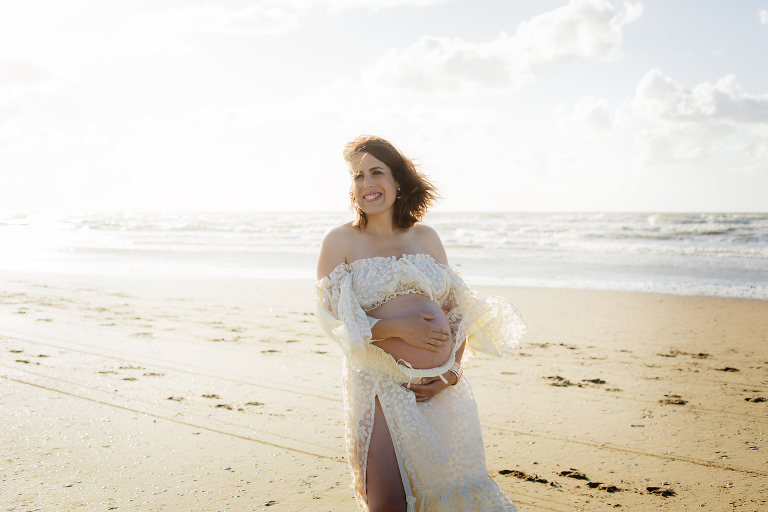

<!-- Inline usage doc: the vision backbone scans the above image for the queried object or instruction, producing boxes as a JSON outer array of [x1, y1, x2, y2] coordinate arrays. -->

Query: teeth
[[364, 193, 381, 200]]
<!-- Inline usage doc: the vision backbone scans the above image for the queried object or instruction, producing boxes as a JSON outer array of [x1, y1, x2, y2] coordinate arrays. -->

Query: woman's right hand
[[395, 312, 451, 352]]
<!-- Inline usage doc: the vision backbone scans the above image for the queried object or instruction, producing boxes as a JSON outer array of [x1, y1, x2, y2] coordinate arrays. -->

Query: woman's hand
[[403, 371, 457, 402], [371, 312, 450, 353], [396, 312, 451, 352]]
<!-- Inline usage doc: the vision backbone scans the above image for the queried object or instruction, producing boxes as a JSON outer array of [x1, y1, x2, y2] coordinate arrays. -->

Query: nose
[[363, 173, 374, 187]]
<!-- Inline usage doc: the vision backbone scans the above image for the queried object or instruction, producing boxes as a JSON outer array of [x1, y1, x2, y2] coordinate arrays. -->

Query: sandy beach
[[2, 271, 767, 511]]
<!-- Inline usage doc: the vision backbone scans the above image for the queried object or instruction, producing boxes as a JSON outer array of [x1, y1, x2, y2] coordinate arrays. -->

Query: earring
[[397, 187, 401, 199]]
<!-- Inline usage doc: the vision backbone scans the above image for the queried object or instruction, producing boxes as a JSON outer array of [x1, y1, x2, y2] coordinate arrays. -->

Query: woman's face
[[349, 152, 399, 216]]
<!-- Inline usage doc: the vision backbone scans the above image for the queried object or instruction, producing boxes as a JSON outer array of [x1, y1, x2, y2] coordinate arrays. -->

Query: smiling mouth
[[363, 192, 382, 201]]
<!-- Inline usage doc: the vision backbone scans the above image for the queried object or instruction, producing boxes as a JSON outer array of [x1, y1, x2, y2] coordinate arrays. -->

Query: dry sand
[[1, 271, 767, 511]]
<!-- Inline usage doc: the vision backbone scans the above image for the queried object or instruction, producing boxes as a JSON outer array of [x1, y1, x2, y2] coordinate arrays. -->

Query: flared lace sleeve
[[314, 266, 373, 369], [439, 265, 527, 364]]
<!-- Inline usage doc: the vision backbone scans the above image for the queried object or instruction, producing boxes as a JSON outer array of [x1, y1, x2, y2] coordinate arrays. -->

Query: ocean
[[1, 211, 766, 300]]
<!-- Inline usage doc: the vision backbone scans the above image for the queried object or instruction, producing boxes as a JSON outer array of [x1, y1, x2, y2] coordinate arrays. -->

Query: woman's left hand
[[403, 371, 456, 402]]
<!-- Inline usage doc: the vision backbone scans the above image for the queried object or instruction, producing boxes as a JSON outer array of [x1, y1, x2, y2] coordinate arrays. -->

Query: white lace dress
[[314, 254, 527, 512]]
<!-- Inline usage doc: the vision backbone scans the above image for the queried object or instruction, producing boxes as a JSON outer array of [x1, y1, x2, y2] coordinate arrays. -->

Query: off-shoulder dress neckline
[[324, 253, 438, 282], [347, 253, 434, 267]]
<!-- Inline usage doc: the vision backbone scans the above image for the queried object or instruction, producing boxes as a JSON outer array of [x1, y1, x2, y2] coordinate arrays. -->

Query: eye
[[352, 173, 363, 180]]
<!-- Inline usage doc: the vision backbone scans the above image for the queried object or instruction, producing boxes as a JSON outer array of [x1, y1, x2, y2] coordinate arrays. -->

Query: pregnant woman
[[315, 135, 527, 512]]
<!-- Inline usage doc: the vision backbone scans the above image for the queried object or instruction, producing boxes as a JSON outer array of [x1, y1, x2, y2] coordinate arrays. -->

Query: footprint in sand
[[544, 375, 575, 387], [659, 394, 687, 405], [559, 469, 589, 480], [646, 486, 676, 497], [143, 372, 164, 377], [215, 404, 233, 410], [261, 349, 279, 353], [202, 394, 221, 399], [245, 401, 264, 406], [556, 470, 624, 493], [744, 396, 767, 403], [131, 332, 154, 338], [122, 377, 138, 381], [587, 483, 622, 493], [167, 396, 184, 402], [9, 349, 23, 354], [714, 367, 739, 372], [498, 469, 551, 485]]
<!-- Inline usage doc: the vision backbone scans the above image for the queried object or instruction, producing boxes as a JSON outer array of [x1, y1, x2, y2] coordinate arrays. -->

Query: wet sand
[[1, 272, 766, 511]]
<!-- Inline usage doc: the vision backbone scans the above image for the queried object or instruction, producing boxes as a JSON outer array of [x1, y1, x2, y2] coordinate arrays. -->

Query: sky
[[1, 0, 767, 213]]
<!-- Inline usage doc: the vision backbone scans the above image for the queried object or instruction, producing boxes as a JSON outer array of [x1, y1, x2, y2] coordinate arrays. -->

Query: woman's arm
[[370, 314, 450, 352], [399, 224, 467, 401], [405, 339, 466, 402]]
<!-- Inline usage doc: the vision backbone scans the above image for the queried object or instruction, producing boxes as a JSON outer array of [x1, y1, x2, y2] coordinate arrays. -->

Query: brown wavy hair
[[343, 135, 440, 230]]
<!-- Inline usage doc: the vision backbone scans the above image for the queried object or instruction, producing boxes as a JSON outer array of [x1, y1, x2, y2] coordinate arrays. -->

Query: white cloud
[[636, 124, 729, 165], [363, 0, 643, 93], [555, 96, 623, 135], [554, 69, 768, 173], [515, 0, 643, 66], [636, 123, 768, 174], [760, 9, 768, 25], [634, 69, 768, 123], [363, 34, 518, 93], [740, 135, 768, 174], [629, 70, 768, 172]]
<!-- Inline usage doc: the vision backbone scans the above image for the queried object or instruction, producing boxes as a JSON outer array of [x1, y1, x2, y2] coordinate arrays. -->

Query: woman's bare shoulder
[[324, 221, 357, 241], [317, 222, 356, 280], [411, 223, 439, 238], [411, 223, 449, 265]]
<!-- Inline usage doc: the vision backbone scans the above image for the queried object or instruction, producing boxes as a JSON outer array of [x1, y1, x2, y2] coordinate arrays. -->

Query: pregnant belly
[[367, 293, 451, 370]]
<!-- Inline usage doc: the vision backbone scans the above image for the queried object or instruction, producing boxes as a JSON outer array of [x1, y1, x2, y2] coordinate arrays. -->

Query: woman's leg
[[366, 397, 406, 512]]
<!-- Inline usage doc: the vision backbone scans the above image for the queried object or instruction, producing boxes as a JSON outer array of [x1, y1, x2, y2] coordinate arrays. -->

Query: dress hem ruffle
[[416, 475, 519, 512]]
